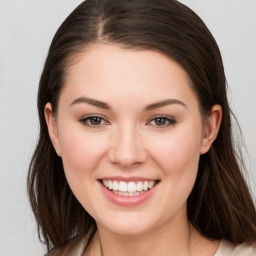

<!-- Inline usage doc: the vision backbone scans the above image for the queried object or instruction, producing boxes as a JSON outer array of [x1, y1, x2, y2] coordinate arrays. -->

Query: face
[[45, 44, 220, 236]]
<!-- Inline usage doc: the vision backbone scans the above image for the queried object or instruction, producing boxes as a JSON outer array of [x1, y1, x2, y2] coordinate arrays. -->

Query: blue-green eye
[[79, 116, 108, 127], [149, 116, 176, 127]]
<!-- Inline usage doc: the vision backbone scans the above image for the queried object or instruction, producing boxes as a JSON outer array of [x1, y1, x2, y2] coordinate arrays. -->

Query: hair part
[[28, 0, 256, 252]]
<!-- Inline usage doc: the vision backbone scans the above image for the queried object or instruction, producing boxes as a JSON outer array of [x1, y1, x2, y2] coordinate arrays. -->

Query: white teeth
[[127, 182, 137, 193], [119, 181, 127, 192], [137, 181, 143, 192], [113, 190, 144, 196], [102, 179, 157, 195], [112, 180, 119, 190], [108, 180, 113, 190], [149, 181, 154, 189], [143, 181, 149, 191]]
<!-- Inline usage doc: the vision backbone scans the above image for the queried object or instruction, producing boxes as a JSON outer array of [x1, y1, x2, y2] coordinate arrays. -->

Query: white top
[[215, 240, 256, 256], [47, 238, 256, 256]]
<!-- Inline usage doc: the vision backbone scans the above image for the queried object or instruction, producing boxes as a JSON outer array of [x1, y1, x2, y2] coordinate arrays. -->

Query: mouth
[[100, 179, 159, 197]]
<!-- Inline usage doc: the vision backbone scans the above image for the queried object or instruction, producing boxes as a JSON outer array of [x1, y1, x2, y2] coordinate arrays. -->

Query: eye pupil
[[155, 117, 166, 126], [90, 117, 102, 125]]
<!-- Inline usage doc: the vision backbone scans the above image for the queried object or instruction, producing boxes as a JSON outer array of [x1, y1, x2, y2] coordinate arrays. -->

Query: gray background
[[0, 1, 255, 255]]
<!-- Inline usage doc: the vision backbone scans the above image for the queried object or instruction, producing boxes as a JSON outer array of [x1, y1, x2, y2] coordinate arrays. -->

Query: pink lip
[[98, 180, 159, 207]]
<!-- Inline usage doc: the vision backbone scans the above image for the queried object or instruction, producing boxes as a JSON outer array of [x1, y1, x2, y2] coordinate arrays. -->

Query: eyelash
[[147, 115, 177, 127], [79, 115, 109, 127], [79, 115, 177, 128]]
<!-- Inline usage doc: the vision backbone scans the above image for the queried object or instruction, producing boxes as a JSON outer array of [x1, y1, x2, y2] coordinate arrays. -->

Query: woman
[[28, 0, 256, 255]]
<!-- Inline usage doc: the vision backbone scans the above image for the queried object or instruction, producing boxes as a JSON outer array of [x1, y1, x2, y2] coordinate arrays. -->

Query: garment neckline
[[214, 240, 235, 256]]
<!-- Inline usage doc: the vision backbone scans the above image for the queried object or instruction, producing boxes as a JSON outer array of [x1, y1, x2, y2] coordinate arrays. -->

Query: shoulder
[[233, 243, 256, 256], [215, 240, 256, 256]]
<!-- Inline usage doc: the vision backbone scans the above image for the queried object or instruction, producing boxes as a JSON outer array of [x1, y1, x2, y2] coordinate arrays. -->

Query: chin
[[96, 211, 160, 236]]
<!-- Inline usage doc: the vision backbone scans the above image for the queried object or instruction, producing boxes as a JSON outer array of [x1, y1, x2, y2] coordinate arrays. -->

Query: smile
[[101, 180, 157, 197]]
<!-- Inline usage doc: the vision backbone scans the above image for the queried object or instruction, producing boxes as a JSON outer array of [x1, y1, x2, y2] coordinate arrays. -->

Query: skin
[[45, 44, 222, 256]]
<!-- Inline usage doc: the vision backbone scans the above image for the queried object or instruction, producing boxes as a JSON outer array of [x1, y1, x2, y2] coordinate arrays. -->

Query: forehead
[[61, 43, 198, 109]]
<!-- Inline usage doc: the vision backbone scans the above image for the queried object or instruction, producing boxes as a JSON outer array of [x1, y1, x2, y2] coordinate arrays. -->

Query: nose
[[108, 123, 147, 168]]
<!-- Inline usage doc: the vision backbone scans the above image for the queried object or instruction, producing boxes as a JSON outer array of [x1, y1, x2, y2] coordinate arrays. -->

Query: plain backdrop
[[0, 1, 255, 255]]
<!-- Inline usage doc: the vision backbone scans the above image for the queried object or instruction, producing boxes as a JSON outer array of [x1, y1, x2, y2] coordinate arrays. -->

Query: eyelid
[[78, 114, 176, 128], [146, 115, 177, 127], [79, 114, 110, 127]]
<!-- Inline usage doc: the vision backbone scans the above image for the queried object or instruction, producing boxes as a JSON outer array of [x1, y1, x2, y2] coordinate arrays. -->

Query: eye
[[148, 116, 176, 127], [79, 115, 109, 127]]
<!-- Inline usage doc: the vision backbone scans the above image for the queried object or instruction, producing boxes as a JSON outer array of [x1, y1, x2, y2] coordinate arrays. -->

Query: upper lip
[[99, 176, 158, 182]]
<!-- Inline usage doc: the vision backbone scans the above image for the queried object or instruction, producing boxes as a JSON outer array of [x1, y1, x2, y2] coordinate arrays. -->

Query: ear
[[200, 104, 222, 154], [44, 103, 61, 157]]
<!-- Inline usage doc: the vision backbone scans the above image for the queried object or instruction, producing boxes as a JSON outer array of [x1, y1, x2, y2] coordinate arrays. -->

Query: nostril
[[108, 147, 147, 168]]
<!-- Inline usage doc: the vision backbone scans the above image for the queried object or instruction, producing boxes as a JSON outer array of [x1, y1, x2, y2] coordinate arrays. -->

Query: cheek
[[151, 129, 201, 170], [57, 123, 107, 181], [57, 124, 109, 217], [151, 130, 202, 215], [148, 126, 202, 198]]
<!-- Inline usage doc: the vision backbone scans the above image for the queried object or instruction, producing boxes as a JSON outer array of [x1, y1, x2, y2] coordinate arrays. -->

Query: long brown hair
[[28, 0, 256, 252]]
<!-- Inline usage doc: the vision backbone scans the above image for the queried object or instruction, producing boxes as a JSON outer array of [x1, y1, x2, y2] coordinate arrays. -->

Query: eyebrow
[[70, 97, 186, 111], [144, 99, 186, 111], [70, 97, 111, 109]]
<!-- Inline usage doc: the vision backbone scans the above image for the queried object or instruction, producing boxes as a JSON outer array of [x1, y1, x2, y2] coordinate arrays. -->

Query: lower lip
[[99, 181, 158, 207]]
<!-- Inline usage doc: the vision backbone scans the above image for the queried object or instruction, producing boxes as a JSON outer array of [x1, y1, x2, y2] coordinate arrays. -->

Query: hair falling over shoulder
[[27, 0, 256, 252]]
